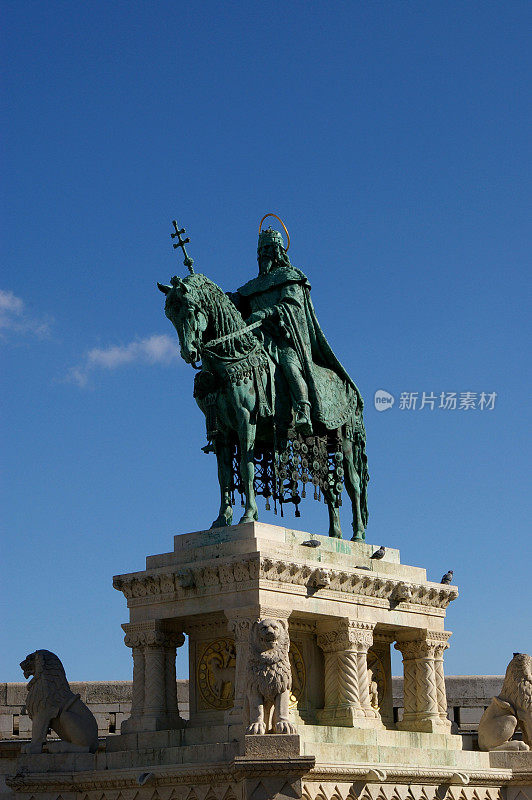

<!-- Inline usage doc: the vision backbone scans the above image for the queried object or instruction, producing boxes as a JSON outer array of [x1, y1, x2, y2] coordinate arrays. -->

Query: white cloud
[[0, 289, 51, 337], [68, 333, 179, 387]]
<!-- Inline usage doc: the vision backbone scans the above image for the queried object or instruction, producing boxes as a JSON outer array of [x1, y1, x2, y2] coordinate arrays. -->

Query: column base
[[398, 715, 452, 734], [121, 712, 185, 733], [225, 705, 244, 726], [318, 706, 385, 728]]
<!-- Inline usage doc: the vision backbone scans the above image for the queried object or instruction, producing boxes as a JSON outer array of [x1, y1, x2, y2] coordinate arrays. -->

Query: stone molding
[[113, 556, 458, 611], [302, 781, 509, 800], [7, 763, 521, 796], [184, 615, 227, 638]]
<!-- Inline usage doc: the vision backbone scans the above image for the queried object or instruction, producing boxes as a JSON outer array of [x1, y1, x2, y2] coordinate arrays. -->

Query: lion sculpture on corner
[[245, 618, 297, 735], [478, 652, 532, 751], [20, 650, 99, 754]]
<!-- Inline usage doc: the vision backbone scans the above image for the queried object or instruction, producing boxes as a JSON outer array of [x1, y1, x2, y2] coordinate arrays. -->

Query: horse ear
[[170, 276, 189, 294], [157, 282, 172, 294]]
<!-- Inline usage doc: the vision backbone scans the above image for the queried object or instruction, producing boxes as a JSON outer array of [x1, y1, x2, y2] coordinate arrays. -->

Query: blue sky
[[1, 1, 530, 683]]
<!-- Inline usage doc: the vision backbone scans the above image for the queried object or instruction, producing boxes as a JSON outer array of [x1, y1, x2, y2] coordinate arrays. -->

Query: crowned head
[[257, 227, 290, 274]]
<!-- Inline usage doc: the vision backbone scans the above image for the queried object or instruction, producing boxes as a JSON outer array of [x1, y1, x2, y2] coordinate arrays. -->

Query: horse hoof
[[211, 516, 233, 529], [239, 511, 259, 524]]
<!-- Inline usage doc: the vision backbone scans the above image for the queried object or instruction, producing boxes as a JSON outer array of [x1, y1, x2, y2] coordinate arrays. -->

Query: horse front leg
[[342, 438, 365, 542], [323, 486, 342, 538], [211, 439, 234, 528], [237, 411, 258, 524]]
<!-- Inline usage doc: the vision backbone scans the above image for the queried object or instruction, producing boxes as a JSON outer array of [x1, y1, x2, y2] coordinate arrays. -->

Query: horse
[[158, 272, 368, 540]]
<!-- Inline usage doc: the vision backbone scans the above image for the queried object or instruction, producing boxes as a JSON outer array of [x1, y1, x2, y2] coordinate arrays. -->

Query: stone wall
[[0, 675, 497, 743], [0, 680, 189, 742]]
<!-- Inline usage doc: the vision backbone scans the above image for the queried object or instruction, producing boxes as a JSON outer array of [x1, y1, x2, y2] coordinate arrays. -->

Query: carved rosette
[[394, 631, 451, 733], [197, 638, 236, 710]]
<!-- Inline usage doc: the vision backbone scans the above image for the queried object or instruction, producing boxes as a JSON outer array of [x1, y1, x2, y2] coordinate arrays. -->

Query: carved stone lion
[[478, 652, 532, 751], [245, 618, 297, 735], [20, 650, 99, 754]]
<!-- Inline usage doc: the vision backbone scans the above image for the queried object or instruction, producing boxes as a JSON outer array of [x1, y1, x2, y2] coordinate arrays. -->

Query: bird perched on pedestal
[[440, 570, 454, 584], [371, 546, 386, 560]]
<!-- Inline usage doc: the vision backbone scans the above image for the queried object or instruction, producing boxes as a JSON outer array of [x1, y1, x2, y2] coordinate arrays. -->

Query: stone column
[[434, 634, 451, 724], [121, 622, 185, 733], [224, 610, 259, 727], [317, 619, 383, 728], [127, 644, 145, 726], [165, 641, 180, 726], [394, 631, 451, 733]]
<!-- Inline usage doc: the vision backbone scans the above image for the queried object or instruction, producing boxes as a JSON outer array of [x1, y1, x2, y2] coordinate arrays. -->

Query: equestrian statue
[[158, 214, 369, 540]]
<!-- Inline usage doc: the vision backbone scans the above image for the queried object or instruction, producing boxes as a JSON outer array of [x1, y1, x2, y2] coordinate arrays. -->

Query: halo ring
[[259, 213, 290, 251]]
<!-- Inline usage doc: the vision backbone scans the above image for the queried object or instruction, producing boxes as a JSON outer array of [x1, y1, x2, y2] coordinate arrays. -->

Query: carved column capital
[[224, 608, 260, 640], [122, 621, 185, 650], [317, 619, 375, 653], [394, 630, 450, 660]]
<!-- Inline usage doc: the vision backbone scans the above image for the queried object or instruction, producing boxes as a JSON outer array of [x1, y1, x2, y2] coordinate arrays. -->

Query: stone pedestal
[[8, 524, 530, 800], [112, 522, 460, 736]]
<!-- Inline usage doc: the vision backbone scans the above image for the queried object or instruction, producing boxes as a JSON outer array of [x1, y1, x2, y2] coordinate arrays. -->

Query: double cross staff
[[171, 220, 194, 273]]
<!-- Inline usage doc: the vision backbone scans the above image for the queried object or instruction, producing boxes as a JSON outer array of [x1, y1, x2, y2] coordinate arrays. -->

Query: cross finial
[[171, 220, 194, 273]]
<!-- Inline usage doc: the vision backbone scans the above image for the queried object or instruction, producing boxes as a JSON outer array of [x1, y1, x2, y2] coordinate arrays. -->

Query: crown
[[258, 226, 285, 251]]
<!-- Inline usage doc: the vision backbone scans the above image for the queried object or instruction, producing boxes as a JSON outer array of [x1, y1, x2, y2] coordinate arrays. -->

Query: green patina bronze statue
[[158, 215, 368, 540]]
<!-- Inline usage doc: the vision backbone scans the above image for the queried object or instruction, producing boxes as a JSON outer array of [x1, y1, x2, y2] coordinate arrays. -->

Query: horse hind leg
[[323, 486, 342, 539], [237, 413, 259, 524], [211, 440, 234, 529], [342, 438, 365, 542]]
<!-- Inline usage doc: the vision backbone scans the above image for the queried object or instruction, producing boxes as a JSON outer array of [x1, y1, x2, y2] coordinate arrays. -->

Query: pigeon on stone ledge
[[301, 540, 320, 548], [371, 545, 386, 559], [440, 570, 454, 584]]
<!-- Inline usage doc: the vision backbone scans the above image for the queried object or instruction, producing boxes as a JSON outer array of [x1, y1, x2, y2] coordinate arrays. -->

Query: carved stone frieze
[[302, 782, 507, 800], [114, 555, 458, 611]]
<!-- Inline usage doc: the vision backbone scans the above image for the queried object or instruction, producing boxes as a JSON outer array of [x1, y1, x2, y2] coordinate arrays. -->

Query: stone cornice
[[113, 555, 458, 612], [6, 762, 522, 793]]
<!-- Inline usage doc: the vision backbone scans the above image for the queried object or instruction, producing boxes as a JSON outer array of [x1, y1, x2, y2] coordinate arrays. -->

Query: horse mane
[[185, 273, 257, 357]]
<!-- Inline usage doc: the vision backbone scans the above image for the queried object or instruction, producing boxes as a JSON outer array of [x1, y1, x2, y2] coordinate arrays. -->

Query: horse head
[[158, 275, 208, 366]]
